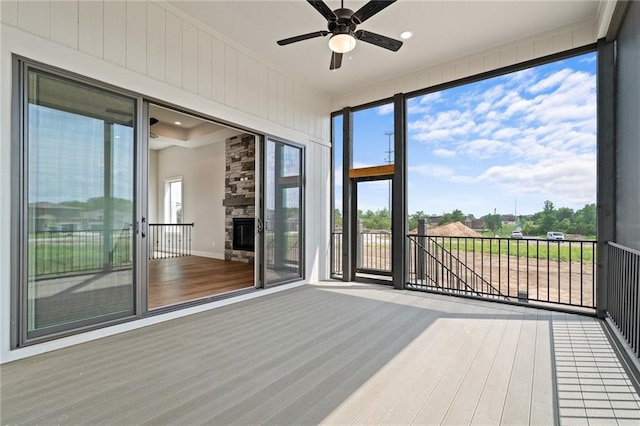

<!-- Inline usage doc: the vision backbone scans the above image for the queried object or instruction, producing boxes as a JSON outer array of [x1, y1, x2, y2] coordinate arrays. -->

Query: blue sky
[[335, 52, 597, 217]]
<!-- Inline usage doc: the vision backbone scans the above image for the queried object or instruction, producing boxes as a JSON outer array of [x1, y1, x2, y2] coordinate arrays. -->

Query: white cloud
[[528, 68, 573, 93], [475, 101, 492, 114], [477, 153, 596, 205], [409, 110, 477, 142], [461, 139, 510, 159], [493, 127, 521, 140], [376, 104, 394, 115], [433, 148, 456, 158]]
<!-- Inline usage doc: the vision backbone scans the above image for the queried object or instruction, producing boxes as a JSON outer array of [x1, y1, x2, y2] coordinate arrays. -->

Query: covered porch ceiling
[[168, 0, 611, 98]]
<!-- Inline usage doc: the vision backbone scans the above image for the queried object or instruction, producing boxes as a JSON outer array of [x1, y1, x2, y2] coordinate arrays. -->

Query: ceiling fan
[[277, 0, 403, 70]]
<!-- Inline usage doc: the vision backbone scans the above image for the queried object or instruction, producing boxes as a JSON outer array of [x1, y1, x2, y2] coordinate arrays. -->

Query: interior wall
[[156, 142, 226, 259], [615, 1, 640, 251]]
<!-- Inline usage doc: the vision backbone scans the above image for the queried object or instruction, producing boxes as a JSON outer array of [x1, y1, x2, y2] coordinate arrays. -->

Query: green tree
[[556, 207, 575, 223], [537, 200, 558, 234], [483, 213, 503, 235], [334, 209, 343, 228], [573, 203, 596, 236], [438, 209, 465, 225], [359, 208, 391, 230], [408, 211, 426, 231]]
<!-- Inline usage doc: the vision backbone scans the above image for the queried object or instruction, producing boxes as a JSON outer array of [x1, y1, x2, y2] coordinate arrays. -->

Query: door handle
[[256, 217, 264, 234]]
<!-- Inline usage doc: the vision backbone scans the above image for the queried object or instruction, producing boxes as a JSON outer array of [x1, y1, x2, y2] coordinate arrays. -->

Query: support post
[[596, 38, 616, 318], [342, 107, 355, 281], [392, 93, 406, 290]]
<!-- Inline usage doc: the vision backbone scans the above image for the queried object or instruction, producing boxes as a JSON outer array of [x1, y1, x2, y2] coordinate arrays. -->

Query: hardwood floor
[[148, 256, 254, 309]]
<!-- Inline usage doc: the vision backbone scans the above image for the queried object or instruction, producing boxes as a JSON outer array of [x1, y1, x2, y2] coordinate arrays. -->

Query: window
[[14, 60, 138, 344], [405, 52, 597, 237], [165, 178, 183, 224], [331, 113, 343, 277], [264, 139, 304, 285]]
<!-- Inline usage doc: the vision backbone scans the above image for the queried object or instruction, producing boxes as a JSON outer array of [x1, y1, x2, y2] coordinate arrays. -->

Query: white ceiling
[[168, 1, 602, 97], [149, 104, 243, 150]]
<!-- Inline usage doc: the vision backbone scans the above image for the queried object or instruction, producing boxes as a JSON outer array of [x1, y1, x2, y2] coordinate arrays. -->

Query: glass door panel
[[24, 69, 136, 339], [264, 139, 303, 285], [355, 179, 392, 279]]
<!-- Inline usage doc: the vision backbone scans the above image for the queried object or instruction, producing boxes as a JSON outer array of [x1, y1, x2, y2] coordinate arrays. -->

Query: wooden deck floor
[[2, 283, 639, 425], [149, 256, 254, 309]]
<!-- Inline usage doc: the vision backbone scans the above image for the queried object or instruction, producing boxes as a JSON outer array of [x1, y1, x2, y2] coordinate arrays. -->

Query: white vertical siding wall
[[0, 0, 331, 363], [330, 21, 597, 111], [1, 0, 330, 140]]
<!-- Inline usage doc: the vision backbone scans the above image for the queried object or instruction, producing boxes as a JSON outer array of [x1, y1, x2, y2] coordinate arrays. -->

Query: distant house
[[465, 215, 485, 230], [501, 214, 517, 224], [28, 202, 86, 232]]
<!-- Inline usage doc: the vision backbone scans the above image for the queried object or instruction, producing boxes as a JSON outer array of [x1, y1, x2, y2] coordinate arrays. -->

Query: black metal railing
[[409, 235, 507, 299], [358, 231, 391, 273], [607, 242, 640, 358], [149, 223, 194, 259], [330, 230, 391, 276], [408, 235, 596, 309], [30, 228, 132, 277]]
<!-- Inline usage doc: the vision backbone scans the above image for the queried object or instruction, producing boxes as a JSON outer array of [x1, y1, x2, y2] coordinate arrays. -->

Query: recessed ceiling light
[[174, 121, 182, 125], [400, 31, 413, 40]]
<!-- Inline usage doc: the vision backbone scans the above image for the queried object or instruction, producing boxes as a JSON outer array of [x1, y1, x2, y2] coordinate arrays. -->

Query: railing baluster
[[145, 223, 194, 260], [606, 242, 640, 360]]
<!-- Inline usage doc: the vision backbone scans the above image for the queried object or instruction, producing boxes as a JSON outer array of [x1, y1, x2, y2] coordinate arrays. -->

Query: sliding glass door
[[263, 139, 304, 286], [15, 62, 138, 343]]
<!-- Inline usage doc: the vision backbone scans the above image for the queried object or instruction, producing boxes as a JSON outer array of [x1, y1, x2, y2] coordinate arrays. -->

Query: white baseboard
[[191, 250, 225, 260]]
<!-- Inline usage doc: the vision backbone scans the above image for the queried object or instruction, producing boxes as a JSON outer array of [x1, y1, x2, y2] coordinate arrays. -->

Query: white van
[[547, 231, 565, 240]]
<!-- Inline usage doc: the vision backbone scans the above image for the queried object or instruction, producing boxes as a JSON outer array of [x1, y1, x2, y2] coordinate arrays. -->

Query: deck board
[[1, 282, 639, 425], [500, 312, 538, 424]]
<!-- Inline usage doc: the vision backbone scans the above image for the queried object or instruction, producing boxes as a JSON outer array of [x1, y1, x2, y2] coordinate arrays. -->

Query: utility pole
[[384, 131, 393, 216]]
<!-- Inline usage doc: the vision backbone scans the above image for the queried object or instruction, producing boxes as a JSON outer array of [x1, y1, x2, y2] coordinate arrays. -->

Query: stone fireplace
[[224, 134, 255, 263]]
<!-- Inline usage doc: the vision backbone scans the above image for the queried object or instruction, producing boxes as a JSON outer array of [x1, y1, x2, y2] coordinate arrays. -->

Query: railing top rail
[[407, 234, 596, 243], [608, 241, 640, 256], [149, 223, 195, 227]]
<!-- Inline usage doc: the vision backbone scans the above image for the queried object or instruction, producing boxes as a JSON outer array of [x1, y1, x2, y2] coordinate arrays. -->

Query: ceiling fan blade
[[352, 0, 397, 24], [307, 0, 337, 21], [355, 30, 403, 52], [330, 52, 343, 70], [277, 30, 329, 46]]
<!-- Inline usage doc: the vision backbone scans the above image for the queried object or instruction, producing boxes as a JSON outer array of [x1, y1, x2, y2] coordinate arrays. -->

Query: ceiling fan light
[[329, 33, 356, 53]]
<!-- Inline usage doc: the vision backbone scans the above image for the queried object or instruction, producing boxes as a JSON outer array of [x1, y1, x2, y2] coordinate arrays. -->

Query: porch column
[[596, 38, 616, 318], [392, 93, 406, 290], [342, 107, 355, 281]]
